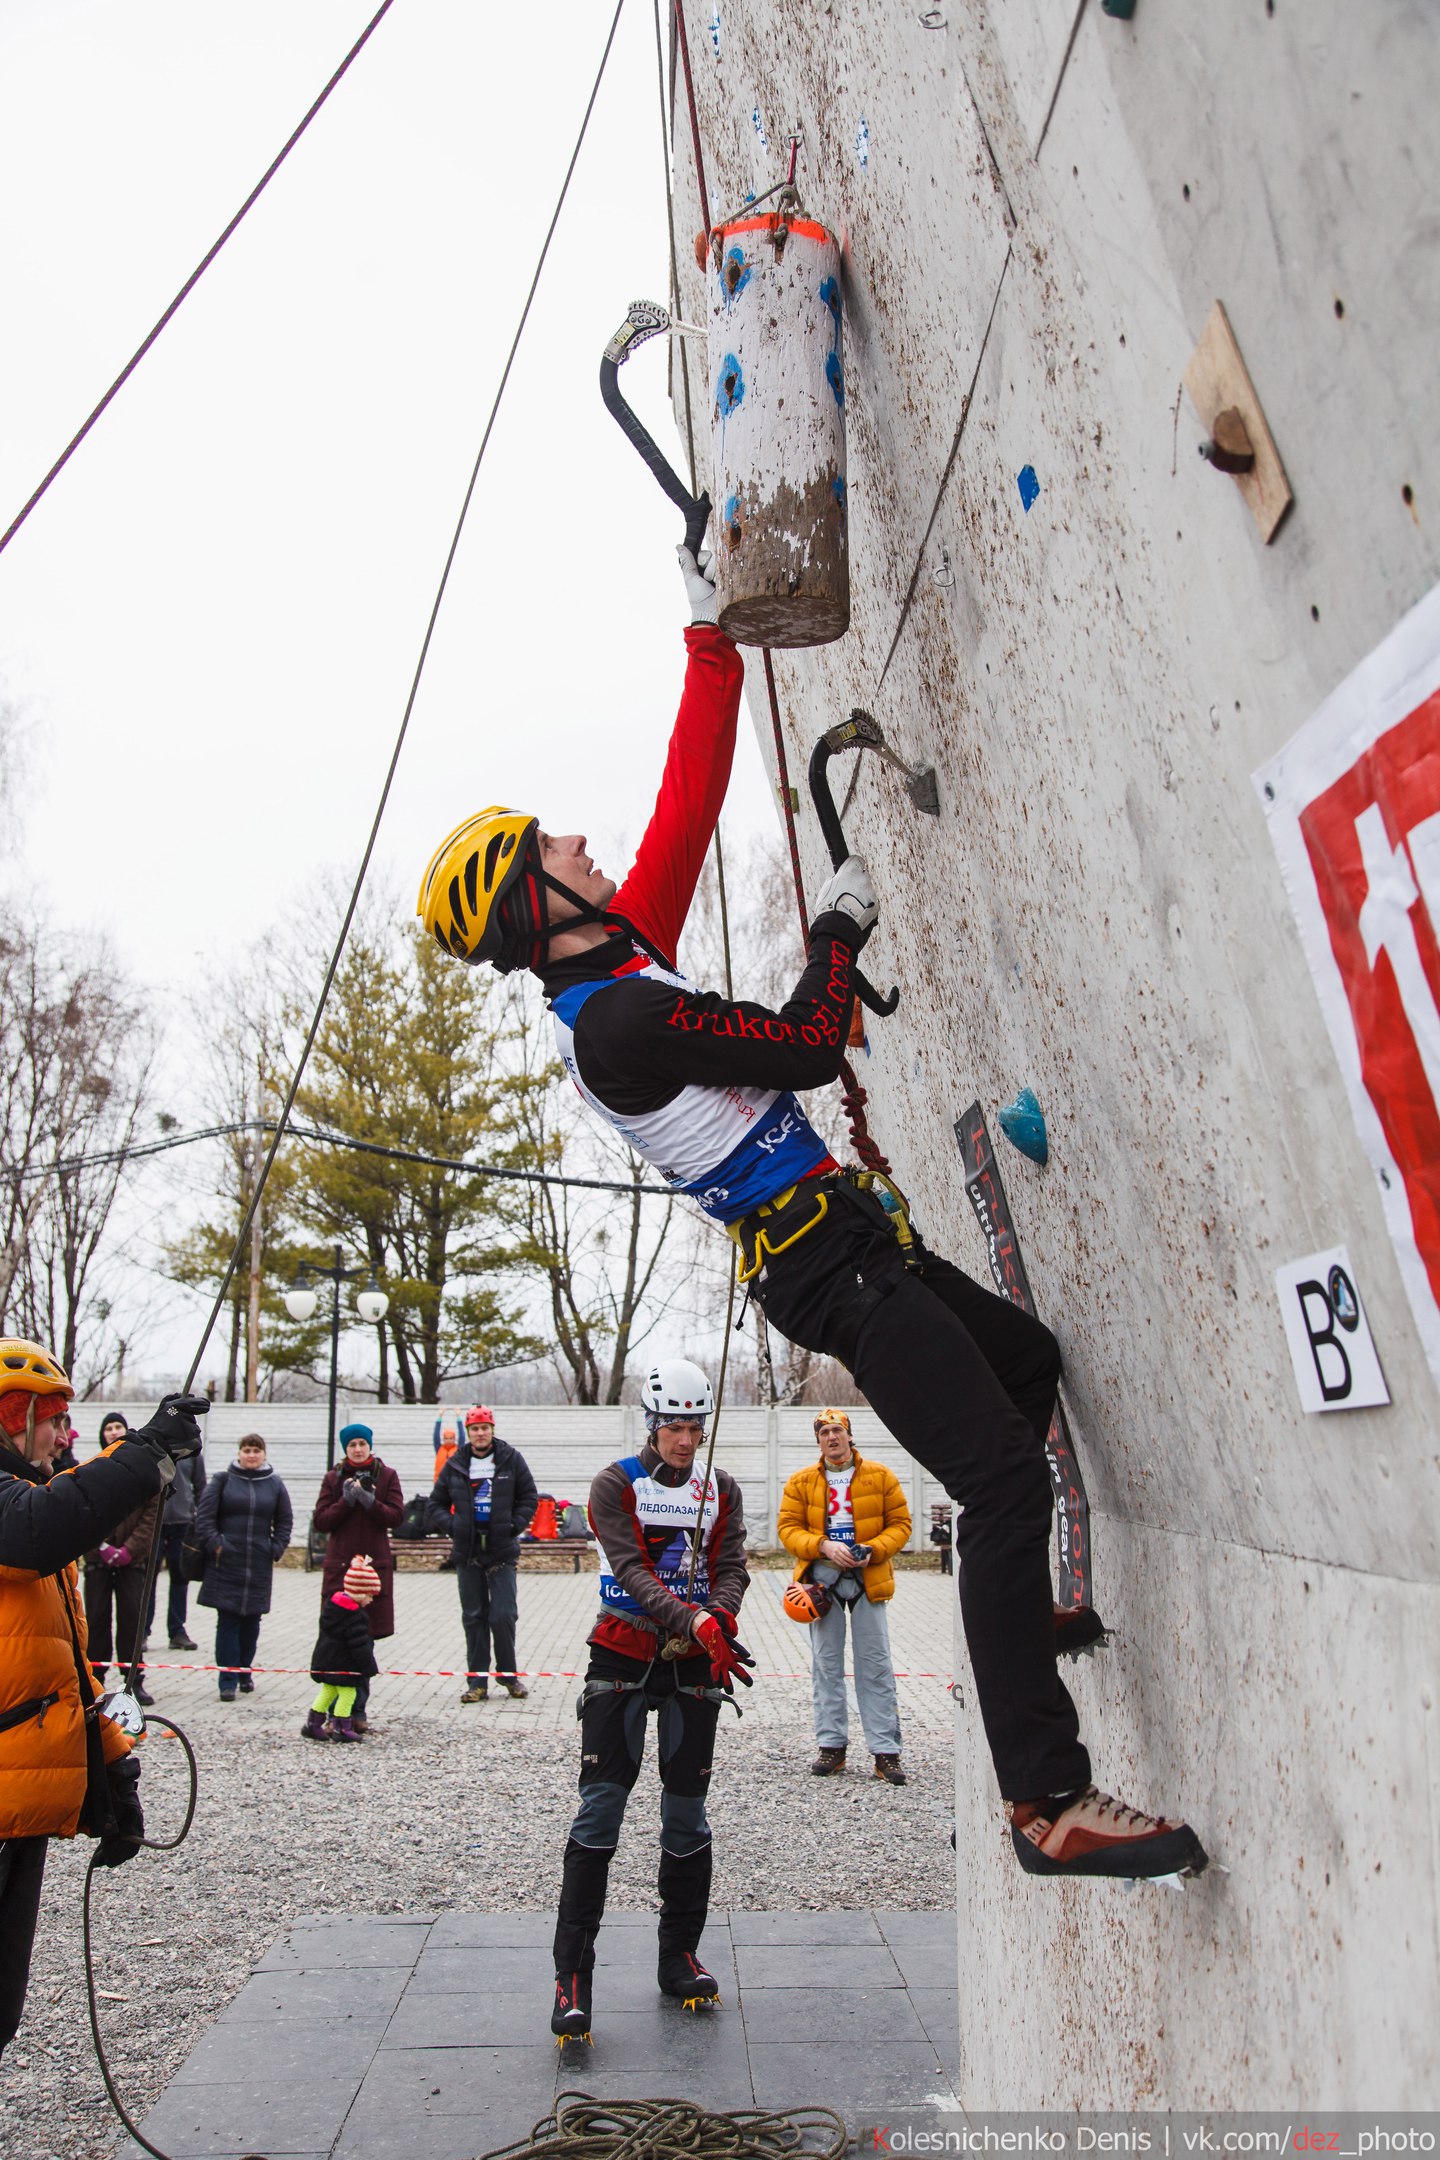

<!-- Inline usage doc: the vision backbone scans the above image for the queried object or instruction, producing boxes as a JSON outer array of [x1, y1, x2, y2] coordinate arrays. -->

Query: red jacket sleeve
[[610, 626, 745, 966]]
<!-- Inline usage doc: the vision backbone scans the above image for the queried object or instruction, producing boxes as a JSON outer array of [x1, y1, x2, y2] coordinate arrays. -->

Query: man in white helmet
[[550, 1355, 752, 2046]]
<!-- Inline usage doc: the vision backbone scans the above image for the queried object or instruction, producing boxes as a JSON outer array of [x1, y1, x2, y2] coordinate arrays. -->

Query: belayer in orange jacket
[[0, 1340, 207, 2057]]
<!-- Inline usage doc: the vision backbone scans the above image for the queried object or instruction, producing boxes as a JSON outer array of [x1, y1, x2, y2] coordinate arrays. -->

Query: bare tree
[[0, 910, 153, 1382]]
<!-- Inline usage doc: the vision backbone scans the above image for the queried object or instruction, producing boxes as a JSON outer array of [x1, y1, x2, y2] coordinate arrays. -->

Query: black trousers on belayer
[[752, 1175, 1091, 1803], [553, 1644, 719, 1977]]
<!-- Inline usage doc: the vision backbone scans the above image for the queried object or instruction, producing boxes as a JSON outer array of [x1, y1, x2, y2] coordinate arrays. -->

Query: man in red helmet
[[0, 1340, 205, 2057], [419, 548, 1207, 1888], [426, 1405, 537, 1702]]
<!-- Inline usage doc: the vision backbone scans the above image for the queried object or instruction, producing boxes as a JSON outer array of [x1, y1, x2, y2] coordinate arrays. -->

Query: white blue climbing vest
[[550, 960, 831, 1223], [596, 1456, 721, 1614]]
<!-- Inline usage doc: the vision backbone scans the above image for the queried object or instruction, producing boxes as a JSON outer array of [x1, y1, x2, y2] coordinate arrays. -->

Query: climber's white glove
[[677, 544, 718, 626], [811, 855, 878, 950]]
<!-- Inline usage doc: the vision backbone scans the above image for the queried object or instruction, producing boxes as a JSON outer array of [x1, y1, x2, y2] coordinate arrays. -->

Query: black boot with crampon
[[657, 1846, 720, 2010], [550, 1969, 592, 2046]]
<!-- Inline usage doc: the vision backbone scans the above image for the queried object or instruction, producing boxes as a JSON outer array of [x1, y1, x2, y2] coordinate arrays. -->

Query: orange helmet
[[782, 1579, 833, 1624]]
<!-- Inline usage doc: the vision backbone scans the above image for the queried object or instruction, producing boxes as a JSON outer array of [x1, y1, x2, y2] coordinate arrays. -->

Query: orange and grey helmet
[[417, 808, 539, 970], [783, 1579, 833, 1624], [813, 1408, 852, 1436], [0, 1339, 73, 1400]]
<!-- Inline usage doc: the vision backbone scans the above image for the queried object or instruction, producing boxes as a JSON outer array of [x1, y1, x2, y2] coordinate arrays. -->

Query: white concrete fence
[[91, 1402, 947, 1553]]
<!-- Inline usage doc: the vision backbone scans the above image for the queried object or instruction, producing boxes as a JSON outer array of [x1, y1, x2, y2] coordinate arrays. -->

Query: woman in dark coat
[[312, 1423, 402, 1732], [192, 1433, 293, 1702], [313, 1425, 403, 1636]]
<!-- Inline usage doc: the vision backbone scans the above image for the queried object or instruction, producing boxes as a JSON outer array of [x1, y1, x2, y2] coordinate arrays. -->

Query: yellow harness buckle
[[727, 1182, 830, 1283]]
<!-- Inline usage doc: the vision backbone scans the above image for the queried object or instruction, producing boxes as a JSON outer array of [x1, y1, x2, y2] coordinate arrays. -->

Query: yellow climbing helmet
[[0, 1339, 73, 1400], [417, 807, 537, 969]]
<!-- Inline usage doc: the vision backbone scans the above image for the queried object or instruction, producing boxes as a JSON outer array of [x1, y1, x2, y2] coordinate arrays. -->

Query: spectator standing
[[0, 1341, 204, 2060], [302, 1556, 381, 1744], [312, 1423, 402, 1733], [83, 1413, 161, 1707], [193, 1433, 293, 1701], [159, 1446, 207, 1651], [427, 1405, 537, 1701], [777, 1409, 912, 1786]]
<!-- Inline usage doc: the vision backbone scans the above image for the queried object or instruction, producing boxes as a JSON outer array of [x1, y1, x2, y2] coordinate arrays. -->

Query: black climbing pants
[[457, 1559, 518, 1685], [553, 1645, 719, 1976], [753, 1176, 1091, 1803], [0, 1835, 48, 2057]]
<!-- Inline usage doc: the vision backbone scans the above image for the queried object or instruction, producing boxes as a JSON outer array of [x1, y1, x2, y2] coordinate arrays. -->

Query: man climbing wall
[[417, 545, 1206, 1884]]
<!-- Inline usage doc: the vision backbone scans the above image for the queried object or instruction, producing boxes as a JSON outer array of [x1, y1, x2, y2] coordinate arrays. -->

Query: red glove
[[691, 1611, 755, 1692], [704, 1606, 739, 1639]]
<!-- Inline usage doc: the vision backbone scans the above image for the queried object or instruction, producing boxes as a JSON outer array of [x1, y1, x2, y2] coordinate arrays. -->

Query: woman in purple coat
[[312, 1423, 402, 1731]]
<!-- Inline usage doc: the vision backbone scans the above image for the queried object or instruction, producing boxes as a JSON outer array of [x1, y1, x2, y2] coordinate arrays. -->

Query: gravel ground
[[2, 1596, 958, 2160]]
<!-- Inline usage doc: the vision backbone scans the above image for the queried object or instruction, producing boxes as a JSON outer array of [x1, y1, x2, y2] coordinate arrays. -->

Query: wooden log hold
[[707, 212, 850, 648]]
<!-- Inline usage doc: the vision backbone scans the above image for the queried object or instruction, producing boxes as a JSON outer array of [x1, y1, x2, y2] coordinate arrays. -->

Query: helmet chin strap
[[534, 866, 672, 971]]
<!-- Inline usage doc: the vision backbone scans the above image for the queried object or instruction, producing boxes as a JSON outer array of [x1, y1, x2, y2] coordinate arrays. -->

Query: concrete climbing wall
[[669, 0, 1439, 2110]]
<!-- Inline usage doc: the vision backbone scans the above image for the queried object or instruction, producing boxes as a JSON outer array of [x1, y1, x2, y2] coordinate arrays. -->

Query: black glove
[[94, 1756, 145, 1868], [131, 1393, 208, 1469]]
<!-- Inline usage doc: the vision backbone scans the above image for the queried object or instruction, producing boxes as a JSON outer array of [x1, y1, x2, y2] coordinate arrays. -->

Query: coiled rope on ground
[[479, 2093, 850, 2160]]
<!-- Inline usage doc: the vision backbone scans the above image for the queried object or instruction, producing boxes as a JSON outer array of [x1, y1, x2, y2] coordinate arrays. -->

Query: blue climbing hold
[[997, 1088, 1048, 1166], [1017, 464, 1040, 513], [716, 354, 745, 415], [832, 474, 847, 519], [825, 350, 845, 408]]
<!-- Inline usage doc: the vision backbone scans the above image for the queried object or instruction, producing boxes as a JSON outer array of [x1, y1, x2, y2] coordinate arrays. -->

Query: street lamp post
[[284, 1244, 390, 1471]]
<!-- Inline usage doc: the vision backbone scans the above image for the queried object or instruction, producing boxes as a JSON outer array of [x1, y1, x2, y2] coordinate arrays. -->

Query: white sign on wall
[[1256, 579, 1440, 1392], [1274, 1246, 1390, 1414]]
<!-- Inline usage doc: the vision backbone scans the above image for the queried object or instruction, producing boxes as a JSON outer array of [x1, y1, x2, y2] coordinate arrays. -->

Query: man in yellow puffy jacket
[[0, 1339, 206, 2058], [777, 1409, 912, 1785]]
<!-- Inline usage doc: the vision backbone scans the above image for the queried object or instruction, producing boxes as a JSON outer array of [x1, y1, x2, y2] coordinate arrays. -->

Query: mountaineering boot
[[658, 1949, 721, 2009], [330, 1717, 362, 1743], [1010, 1787, 1208, 1881], [873, 1753, 907, 1786], [657, 1845, 719, 2009], [811, 1745, 847, 1776], [301, 1709, 330, 1741], [551, 1970, 592, 2044], [497, 1676, 529, 1699], [1053, 1605, 1110, 1660], [459, 1682, 488, 1704]]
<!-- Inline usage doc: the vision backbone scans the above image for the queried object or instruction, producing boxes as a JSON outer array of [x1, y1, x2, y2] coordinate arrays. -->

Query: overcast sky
[[0, 0, 775, 989], [0, 0, 780, 1389]]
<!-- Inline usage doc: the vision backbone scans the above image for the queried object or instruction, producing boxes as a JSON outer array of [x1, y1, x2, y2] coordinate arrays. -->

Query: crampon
[[1010, 1786, 1209, 1886], [1053, 1604, 1111, 1660], [658, 1950, 722, 2011], [551, 1971, 592, 2046]]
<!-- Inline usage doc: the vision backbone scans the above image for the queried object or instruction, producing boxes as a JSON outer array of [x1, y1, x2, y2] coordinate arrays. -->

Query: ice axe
[[807, 709, 940, 1019], [600, 300, 711, 558]]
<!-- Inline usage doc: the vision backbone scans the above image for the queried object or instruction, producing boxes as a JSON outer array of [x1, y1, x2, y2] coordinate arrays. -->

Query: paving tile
[[736, 1942, 903, 1990], [131, 2073, 358, 2157], [554, 2065, 756, 2111], [170, 2014, 383, 2086], [334, 2100, 554, 2160], [405, 1943, 555, 1995], [886, 1937, 960, 1991], [220, 1967, 409, 2024], [738, 1983, 930, 2046], [747, 2039, 957, 2114], [728, 1909, 884, 1946], [575, 2002, 751, 2074], [290, 1910, 438, 1929], [383, 1983, 557, 2050], [875, 1909, 958, 1947], [908, 1988, 962, 2078], [426, 1910, 556, 1949], [349, 2043, 564, 2117], [255, 1921, 431, 1971]]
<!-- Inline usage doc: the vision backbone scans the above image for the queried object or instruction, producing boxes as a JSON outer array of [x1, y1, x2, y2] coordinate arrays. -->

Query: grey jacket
[[162, 1451, 208, 1528], [193, 1462, 293, 1616]]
